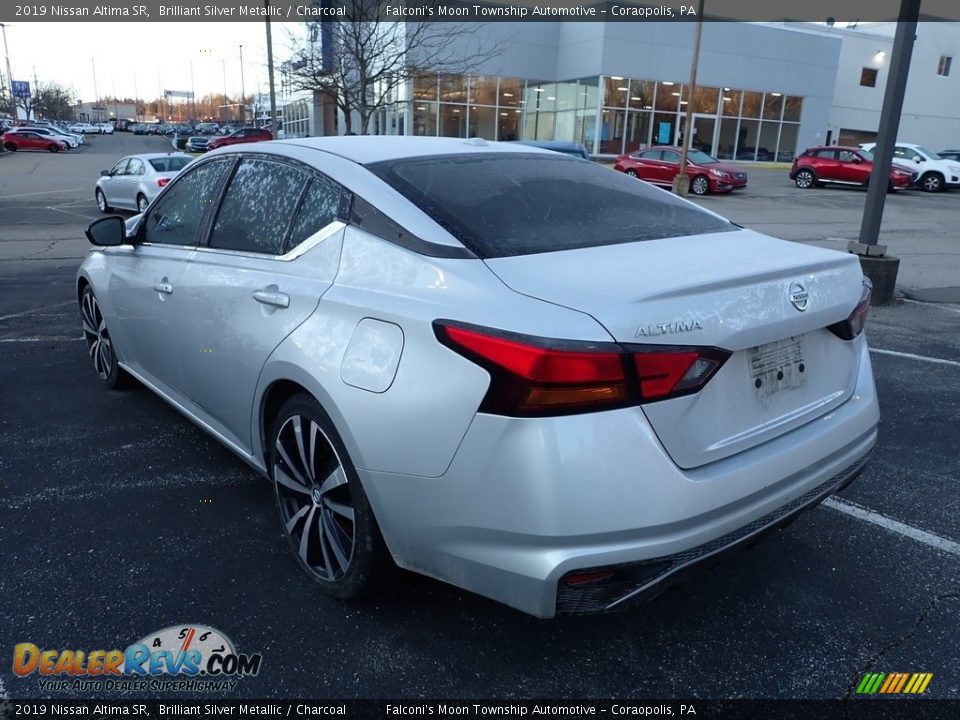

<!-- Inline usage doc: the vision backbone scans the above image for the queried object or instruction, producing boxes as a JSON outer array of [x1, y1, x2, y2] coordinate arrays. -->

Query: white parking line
[[869, 347, 960, 368], [902, 298, 960, 315], [823, 497, 960, 558], [0, 336, 84, 342], [0, 300, 75, 322], [0, 188, 84, 199]]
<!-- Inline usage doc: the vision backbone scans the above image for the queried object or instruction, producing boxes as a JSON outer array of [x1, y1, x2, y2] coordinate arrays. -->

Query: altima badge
[[789, 283, 809, 312], [635, 318, 703, 337]]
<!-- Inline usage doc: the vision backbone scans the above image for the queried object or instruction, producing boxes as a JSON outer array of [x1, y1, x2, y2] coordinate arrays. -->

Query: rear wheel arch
[[260, 379, 311, 468]]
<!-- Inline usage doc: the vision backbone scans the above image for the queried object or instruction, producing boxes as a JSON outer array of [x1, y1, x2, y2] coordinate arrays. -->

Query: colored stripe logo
[[856, 672, 933, 694]]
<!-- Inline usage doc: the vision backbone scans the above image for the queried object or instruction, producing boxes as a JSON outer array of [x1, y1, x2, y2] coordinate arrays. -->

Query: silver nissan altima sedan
[[77, 137, 879, 617]]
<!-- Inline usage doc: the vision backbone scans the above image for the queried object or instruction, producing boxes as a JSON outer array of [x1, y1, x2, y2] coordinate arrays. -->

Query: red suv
[[207, 127, 272, 150], [2, 130, 68, 153], [790, 146, 915, 191], [614, 146, 747, 195]]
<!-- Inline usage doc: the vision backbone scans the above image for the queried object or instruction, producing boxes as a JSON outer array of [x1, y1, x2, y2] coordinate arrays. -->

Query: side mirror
[[915, 157, 922, 163], [85, 216, 127, 247], [100, 170, 111, 176]]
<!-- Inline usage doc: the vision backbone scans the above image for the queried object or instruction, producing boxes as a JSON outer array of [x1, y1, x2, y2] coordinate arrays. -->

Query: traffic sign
[[11, 80, 30, 99]]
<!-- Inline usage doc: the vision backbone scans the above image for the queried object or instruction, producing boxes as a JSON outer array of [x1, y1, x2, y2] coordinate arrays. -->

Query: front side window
[[369, 153, 733, 258], [110, 159, 129, 175], [142, 159, 230, 246], [209, 158, 308, 255], [127, 159, 144, 176]]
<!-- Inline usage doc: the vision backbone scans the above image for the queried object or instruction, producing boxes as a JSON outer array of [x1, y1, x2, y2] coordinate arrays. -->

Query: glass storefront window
[[716, 117, 739, 159], [575, 109, 596, 152], [756, 121, 779, 161], [556, 81, 579, 111], [783, 96, 802, 122], [412, 101, 438, 136], [468, 76, 498, 106], [736, 118, 760, 159], [469, 105, 497, 140], [628, 80, 655, 110], [740, 91, 763, 118], [652, 112, 678, 145], [624, 110, 652, 153], [439, 74, 467, 104], [498, 108, 522, 141], [523, 109, 555, 141], [762, 93, 784, 120], [554, 110, 576, 142], [526, 82, 557, 113], [499, 77, 523, 108], [414, 73, 437, 101], [439, 104, 466, 137], [599, 108, 626, 154], [654, 82, 681, 113], [777, 123, 799, 161], [603, 76, 630, 108], [577, 77, 600, 111], [721, 88, 742, 117], [687, 85, 720, 114]]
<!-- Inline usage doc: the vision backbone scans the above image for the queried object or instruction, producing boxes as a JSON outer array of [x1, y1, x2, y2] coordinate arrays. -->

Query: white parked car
[[69, 123, 100, 134], [98, 122, 115, 135], [859, 142, 960, 192]]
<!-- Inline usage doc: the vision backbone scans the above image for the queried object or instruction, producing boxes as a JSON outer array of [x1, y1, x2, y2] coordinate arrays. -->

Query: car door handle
[[252, 289, 290, 308], [153, 282, 173, 294]]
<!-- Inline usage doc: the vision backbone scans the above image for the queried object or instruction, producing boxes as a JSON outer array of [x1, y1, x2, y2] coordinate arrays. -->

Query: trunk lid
[[485, 229, 866, 469]]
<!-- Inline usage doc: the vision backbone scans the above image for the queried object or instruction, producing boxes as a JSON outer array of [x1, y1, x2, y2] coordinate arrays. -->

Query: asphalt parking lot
[[0, 135, 958, 701]]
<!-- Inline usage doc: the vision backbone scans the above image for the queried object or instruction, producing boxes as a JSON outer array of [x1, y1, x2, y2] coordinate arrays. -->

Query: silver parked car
[[95, 153, 193, 214], [77, 137, 879, 617]]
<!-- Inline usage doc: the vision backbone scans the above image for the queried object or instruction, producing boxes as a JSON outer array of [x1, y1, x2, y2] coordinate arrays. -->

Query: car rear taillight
[[631, 347, 729, 402], [434, 321, 731, 417], [157, 178, 171, 188], [828, 278, 872, 341]]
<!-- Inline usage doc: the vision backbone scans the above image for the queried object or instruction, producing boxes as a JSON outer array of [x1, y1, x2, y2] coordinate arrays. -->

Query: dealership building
[[280, 21, 960, 159]]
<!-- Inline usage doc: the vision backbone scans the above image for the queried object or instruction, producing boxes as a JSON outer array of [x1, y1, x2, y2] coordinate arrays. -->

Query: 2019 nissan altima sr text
[[77, 137, 879, 618]]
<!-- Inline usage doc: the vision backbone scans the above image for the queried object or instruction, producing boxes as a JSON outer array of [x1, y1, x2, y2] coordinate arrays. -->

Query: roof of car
[[275, 136, 553, 165]]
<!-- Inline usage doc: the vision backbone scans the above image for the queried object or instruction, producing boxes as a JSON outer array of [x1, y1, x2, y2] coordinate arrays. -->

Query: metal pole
[[91, 58, 100, 122], [674, 0, 705, 196], [265, 1, 278, 138], [1, 23, 14, 119], [133, 73, 139, 121], [190, 60, 195, 120], [853, 0, 921, 255], [222, 59, 227, 104], [239, 44, 245, 123]]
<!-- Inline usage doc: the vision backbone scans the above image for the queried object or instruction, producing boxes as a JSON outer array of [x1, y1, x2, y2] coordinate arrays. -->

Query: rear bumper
[[360, 343, 879, 618]]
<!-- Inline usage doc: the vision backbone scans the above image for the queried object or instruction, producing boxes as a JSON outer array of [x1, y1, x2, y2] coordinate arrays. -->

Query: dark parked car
[[185, 136, 210, 153], [790, 146, 915, 191], [614, 146, 748, 195], [207, 127, 272, 150]]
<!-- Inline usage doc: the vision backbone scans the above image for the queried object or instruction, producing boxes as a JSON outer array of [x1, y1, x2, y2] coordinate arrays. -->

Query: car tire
[[136, 194, 149, 213], [48, 144, 60, 153], [270, 393, 392, 600], [795, 169, 816, 189], [691, 175, 710, 195], [95, 189, 112, 214], [625, 168, 638, 177], [3, 142, 15, 152], [80, 286, 129, 389], [919, 172, 944, 193]]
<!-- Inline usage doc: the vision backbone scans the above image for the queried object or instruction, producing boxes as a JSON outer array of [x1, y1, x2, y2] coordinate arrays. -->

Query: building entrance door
[[690, 114, 718, 155]]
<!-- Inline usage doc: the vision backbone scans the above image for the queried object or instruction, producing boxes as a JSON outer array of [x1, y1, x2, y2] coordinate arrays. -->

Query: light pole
[[1, 23, 16, 118], [673, 0, 705, 196], [265, 0, 278, 138], [239, 44, 246, 122]]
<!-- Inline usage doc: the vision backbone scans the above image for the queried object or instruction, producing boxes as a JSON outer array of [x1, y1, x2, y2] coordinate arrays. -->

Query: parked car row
[[790, 143, 960, 193], [2, 124, 86, 152], [68, 122, 114, 135]]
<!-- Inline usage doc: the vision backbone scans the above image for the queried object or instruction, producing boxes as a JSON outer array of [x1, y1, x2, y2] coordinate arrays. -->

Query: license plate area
[[750, 335, 806, 396]]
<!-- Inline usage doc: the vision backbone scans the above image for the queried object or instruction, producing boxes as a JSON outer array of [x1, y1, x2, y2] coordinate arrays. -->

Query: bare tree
[[282, 1, 506, 135]]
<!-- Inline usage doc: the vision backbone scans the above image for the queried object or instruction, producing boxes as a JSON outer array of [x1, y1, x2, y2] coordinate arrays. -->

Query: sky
[[2, 22, 307, 103]]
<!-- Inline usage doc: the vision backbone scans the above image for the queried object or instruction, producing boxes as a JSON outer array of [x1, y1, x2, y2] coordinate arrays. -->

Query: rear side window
[[285, 177, 343, 252], [149, 157, 191, 172], [368, 153, 733, 258], [209, 158, 308, 255]]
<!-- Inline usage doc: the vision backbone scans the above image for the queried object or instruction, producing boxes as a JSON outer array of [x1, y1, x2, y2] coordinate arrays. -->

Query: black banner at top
[[3, 0, 960, 23], [2, 699, 960, 719]]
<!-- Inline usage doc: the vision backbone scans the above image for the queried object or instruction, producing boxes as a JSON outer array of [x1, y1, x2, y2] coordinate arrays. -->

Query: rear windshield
[[368, 153, 733, 258], [149, 157, 191, 172]]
